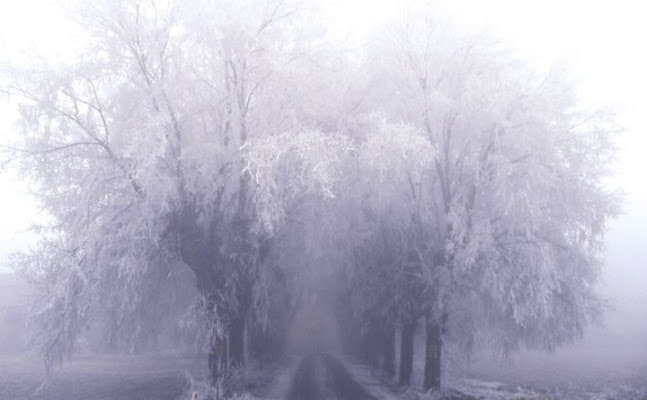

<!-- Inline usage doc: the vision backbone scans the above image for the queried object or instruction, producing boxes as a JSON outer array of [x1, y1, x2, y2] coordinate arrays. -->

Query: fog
[[0, 1, 646, 399]]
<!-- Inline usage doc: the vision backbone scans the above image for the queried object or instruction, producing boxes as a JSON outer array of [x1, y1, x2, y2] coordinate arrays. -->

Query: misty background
[[0, 0, 646, 397]]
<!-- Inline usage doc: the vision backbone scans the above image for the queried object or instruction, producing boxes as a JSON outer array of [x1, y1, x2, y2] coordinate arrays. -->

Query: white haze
[[0, 0, 646, 383]]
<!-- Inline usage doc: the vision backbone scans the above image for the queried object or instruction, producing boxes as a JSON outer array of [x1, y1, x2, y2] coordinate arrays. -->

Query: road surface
[[286, 354, 376, 400]]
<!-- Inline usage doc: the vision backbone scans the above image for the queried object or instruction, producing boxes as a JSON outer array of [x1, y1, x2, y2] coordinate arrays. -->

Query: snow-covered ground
[[260, 351, 647, 400], [1, 352, 645, 399], [457, 348, 647, 400], [0, 354, 204, 400]]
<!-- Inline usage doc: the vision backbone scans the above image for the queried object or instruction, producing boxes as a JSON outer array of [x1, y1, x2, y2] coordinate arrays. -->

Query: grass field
[[0, 354, 205, 400]]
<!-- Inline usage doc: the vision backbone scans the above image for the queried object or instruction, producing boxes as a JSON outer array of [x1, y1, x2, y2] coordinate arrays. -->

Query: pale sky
[[0, 0, 645, 347]]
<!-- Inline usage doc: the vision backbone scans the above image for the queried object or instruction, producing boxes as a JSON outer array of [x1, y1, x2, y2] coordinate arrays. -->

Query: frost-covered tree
[[341, 116, 435, 384], [2, 0, 339, 388], [364, 9, 619, 390], [1, 0, 619, 394]]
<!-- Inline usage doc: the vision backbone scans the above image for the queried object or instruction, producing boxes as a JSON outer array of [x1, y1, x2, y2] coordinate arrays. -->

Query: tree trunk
[[398, 322, 415, 386], [423, 312, 442, 391], [228, 315, 245, 367], [364, 324, 380, 367], [381, 324, 395, 378], [208, 333, 227, 388]]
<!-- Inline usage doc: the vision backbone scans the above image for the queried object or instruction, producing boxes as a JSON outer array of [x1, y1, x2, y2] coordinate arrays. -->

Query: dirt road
[[286, 354, 376, 400]]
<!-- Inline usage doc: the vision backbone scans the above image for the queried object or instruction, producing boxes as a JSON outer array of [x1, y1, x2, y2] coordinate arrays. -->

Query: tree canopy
[[1, 0, 619, 393]]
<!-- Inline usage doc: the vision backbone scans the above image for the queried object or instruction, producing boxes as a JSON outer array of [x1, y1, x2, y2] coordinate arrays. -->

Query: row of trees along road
[[1, 0, 619, 394]]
